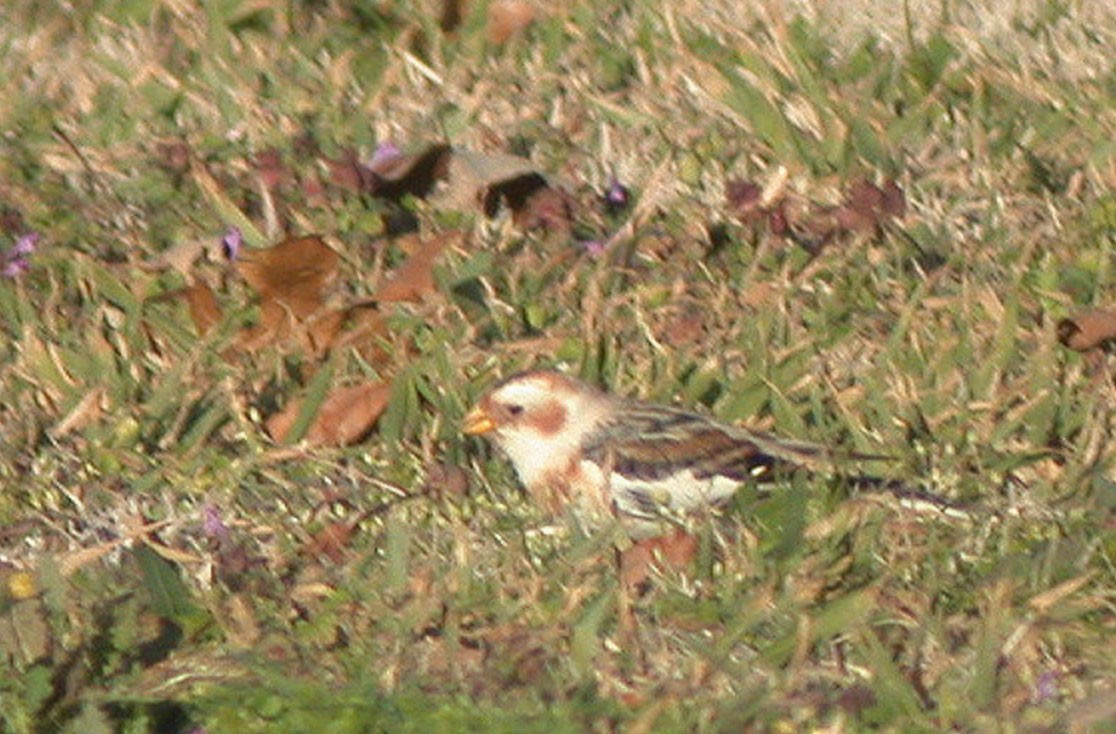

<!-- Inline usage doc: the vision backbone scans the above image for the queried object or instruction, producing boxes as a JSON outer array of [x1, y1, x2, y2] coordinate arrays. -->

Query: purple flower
[[202, 504, 230, 543], [581, 240, 607, 258], [368, 141, 403, 172], [220, 226, 242, 261], [2, 258, 29, 279], [603, 177, 630, 212], [2, 231, 40, 279], [1032, 670, 1058, 703], [10, 232, 40, 258]]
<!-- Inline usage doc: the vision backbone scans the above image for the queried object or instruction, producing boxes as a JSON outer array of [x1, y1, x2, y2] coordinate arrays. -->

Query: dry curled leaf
[[375, 230, 463, 303], [236, 235, 338, 319], [1057, 309, 1116, 352], [367, 144, 453, 199], [265, 381, 392, 447], [437, 148, 543, 213]]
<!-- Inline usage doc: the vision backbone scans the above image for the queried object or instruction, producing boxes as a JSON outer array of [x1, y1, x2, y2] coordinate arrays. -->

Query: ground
[[1, 1, 1115, 732]]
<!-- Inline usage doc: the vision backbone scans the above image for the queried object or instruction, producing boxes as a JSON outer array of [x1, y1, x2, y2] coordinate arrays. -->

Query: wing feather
[[582, 402, 832, 486]]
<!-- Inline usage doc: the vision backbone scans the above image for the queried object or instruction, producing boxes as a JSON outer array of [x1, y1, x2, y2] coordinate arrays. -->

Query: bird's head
[[463, 370, 612, 485]]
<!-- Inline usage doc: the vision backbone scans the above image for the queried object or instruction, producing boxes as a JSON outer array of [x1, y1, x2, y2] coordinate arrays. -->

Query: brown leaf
[[880, 179, 906, 218], [235, 235, 341, 352], [303, 521, 357, 563], [507, 183, 575, 233], [375, 230, 463, 303], [325, 303, 391, 363], [236, 235, 339, 319], [1057, 309, 1116, 351], [154, 140, 192, 178], [487, 0, 536, 44], [726, 179, 764, 224], [837, 178, 907, 234], [183, 281, 222, 335], [325, 149, 373, 192], [422, 461, 470, 498], [620, 529, 698, 587], [265, 381, 392, 447]]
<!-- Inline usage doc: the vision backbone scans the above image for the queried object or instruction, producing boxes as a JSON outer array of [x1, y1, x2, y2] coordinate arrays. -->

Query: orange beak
[[462, 406, 497, 435]]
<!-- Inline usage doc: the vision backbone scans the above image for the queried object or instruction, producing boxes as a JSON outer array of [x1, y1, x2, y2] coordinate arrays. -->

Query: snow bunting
[[464, 369, 963, 538]]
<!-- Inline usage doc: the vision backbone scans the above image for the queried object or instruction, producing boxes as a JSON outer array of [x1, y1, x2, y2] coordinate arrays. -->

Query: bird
[[463, 369, 965, 538]]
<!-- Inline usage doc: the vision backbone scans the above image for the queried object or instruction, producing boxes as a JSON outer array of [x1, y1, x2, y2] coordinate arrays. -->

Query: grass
[[1, 0, 1116, 731]]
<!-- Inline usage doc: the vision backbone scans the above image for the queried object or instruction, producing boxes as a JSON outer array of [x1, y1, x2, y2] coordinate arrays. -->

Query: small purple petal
[[221, 227, 242, 261], [10, 232, 40, 258], [602, 177, 631, 214], [1033, 670, 1058, 703], [2, 258, 29, 279], [581, 240, 607, 258], [605, 178, 630, 206], [202, 504, 230, 542], [368, 141, 403, 170]]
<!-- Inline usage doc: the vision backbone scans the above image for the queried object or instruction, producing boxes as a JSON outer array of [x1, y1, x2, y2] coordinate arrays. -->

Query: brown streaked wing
[[582, 405, 815, 484]]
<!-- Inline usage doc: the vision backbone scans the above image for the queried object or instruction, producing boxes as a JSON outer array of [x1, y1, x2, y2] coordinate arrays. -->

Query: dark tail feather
[[845, 475, 973, 521]]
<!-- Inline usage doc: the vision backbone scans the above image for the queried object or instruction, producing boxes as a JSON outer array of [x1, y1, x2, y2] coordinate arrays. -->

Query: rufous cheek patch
[[529, 401, 568, 436]]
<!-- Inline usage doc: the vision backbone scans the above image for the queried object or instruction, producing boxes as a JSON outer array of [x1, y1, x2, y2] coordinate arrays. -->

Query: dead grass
[[1, 0, 1115, 732]]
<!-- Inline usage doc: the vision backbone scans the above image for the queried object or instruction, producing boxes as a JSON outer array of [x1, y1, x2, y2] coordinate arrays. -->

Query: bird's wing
[[582, 403, 833, 485], [578, 403, 840, 522], [580, 402, 961, 524]]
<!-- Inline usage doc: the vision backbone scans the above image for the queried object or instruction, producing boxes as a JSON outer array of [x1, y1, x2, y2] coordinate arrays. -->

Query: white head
[[463, 370, 613, 489]]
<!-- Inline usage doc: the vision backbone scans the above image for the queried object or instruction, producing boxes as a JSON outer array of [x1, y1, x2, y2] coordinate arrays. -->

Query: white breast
[[607, 468, 742, 516]]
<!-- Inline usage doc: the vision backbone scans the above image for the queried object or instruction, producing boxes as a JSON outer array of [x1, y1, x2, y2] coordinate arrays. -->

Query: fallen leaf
[[265, 381, 393, 446], [620, 529, 698, 587], [235, 235, 342, 352], [236, 235, 339, 319], [726, 179, 764, 224], [1057, 309, 1116, 352], [303, 521, 357, 563], [375, 230, 463, 303], [363, 144, 453, 199], [436, 148, 546, 213], [422, 461, 470, 498], [506, 183, 575, 233], [183, 281, 222, 335], [487, 0, 536, 44], [324, 302, 391, 363]]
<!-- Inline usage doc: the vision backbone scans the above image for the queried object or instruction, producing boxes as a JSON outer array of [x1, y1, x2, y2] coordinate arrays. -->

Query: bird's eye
[[507, 404, 525, 417]]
